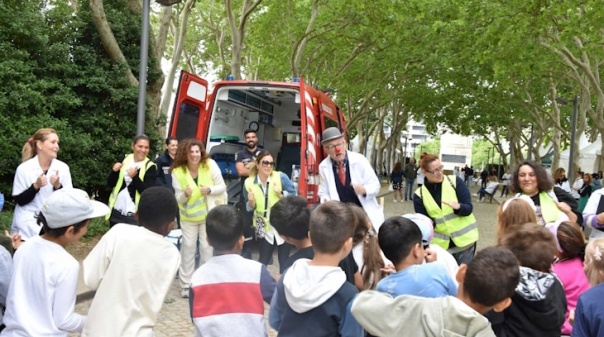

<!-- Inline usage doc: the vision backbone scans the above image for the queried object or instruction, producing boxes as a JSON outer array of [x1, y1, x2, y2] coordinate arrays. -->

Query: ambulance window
[[285, 133, 301, 143], [175, 102, 199, 140], [323, 117, 339, 130]]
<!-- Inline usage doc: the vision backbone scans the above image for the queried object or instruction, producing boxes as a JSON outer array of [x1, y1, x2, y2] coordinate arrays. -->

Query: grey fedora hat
[[321, 127, 345, 145]]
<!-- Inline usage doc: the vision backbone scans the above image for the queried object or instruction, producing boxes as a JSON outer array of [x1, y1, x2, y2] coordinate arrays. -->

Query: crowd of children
[[4, 184, 604, 336]]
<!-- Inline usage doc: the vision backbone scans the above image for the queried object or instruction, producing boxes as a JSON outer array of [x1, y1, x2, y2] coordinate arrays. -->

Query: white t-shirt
[[81, 224, 180, 337], [11, 156, 72, 239], [416, 168, 425, 185], [1, 236, 84, 337]]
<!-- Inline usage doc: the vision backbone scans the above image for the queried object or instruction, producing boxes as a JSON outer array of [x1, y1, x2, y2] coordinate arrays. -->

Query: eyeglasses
[[325, 141, 346, 151], [261, 160, 275, 167], [426, 166, 444, 174]]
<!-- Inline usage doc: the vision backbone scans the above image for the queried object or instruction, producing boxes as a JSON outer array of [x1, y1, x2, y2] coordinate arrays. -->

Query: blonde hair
[[584, 238, 604, 286], [496, 197, 538, 244], [21, 128, 57, 162]]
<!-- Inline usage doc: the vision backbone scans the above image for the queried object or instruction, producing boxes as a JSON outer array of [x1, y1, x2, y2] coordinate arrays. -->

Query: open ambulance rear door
[[168, 71, 210, 141]]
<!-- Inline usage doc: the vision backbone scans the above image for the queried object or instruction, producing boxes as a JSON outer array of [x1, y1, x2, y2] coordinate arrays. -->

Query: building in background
[[440, 133, 473, 172]]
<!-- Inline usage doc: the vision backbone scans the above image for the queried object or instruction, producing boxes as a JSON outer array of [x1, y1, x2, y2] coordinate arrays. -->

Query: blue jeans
[[405, 178, 415, 201]]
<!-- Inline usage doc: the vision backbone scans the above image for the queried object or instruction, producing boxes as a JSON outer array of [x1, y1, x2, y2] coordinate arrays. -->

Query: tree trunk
[[158, 0, 194, 136], [224, 0, 263, 79], [89, 0, 138, 86]]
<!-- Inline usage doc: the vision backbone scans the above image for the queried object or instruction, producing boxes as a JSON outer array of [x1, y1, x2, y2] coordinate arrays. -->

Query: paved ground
[[70, 182, 500, 336]]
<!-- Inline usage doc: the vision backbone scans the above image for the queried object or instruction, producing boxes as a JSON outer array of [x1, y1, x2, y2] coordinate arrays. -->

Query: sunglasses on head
[[261, 160, 275, 167]]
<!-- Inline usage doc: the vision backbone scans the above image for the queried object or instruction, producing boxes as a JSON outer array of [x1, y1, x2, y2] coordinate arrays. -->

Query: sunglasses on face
[[261, 160, 275, 167]]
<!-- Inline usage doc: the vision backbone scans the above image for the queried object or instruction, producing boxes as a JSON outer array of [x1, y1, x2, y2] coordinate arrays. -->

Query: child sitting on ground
[[547, 221, 590, 336], [351, 246, 520, 336], [270, 196, 359, 286], [376, 216, 457, 298], [81, 186, 181, 337], [1, 188, 109, 336], [571, 237, 604, 336], [189, 205, 276, 337], [487, 223, 567, 337], [269, 201, 363, 336]]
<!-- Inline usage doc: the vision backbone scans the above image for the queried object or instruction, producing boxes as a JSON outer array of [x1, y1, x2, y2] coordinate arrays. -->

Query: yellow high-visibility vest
[[106, 154, 155, 219], [173, 164, 214, 222], [415, 175, 479, 250], [245, 172, 282, 231]]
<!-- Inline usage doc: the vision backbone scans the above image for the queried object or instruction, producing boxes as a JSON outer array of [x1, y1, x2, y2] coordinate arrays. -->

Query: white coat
[[11, 156, 72, 239], [318, 151, 385, 230]]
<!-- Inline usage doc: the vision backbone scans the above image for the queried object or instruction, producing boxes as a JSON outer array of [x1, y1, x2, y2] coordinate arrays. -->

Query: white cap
[[41, 188, 110, 229], [402, 213, 434, 245]]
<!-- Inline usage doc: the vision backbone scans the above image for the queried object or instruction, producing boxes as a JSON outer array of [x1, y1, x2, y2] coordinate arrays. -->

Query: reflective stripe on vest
[[106, 154, 154, 219], [418, 175, 479, 250], [173, 164, 214, 222], [515, 191, 560, 226], [245, 172, 282, 231]]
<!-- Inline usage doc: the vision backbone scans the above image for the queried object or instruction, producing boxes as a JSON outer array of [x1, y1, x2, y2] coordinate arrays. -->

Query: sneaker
[[393, 199, 398, 203], [181, 288, 190, 298]]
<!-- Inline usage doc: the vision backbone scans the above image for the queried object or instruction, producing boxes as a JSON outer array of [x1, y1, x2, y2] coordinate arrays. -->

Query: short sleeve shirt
[[235, 148, 261, 181]]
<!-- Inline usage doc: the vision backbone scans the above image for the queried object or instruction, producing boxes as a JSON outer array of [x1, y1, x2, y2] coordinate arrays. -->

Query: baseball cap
[[402, 213, 434, 245], [41, 188, 110, 229]]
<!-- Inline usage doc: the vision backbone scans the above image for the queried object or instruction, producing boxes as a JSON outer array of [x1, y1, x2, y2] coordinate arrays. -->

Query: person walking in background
[[403, 158, 417, 202], [554, 168, 572, 195], [463, 165, 474, 187], [11, 128, 72, 240], [593, 173, 602, 191], [389, 162, 404, 202], [106, 135, 157, 227], [243, 150, 295, 267], [480, 168, 488, 189], [416, 163, 425, 188], [235, 129, 262, 259], [414, 153, 479, 265], [155, 137, 178, 192], [571, 171, 584, 201], [81, 187, 180, 337], [579, 173, 594, 212], [500, 169, 512, 197], [171, 139, 227, 298], [318, 127, 384, 231]]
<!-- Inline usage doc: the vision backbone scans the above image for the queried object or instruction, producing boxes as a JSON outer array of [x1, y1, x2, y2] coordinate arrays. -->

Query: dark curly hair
[[509, 161, 553, 194]]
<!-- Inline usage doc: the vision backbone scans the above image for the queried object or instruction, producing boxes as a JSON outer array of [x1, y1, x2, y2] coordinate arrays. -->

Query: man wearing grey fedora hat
[[318, 127, 384, 231]]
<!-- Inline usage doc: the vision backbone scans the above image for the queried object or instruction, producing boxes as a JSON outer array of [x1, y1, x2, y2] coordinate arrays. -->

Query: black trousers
[[258, 238, 291, 267]]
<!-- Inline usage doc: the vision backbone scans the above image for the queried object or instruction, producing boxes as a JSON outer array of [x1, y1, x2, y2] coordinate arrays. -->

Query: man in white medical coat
[[318, 127, 385, 230]]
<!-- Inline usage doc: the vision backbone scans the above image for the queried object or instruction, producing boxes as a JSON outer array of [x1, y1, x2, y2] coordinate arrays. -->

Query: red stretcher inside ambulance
[[168, 71, 347, 205]]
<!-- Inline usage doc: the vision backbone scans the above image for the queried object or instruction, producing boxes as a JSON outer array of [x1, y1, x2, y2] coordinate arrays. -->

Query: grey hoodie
[[352, 290, 496, 337]]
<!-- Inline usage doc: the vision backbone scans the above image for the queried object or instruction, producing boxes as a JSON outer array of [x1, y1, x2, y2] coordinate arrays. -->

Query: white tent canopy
[[559, 135, 601, 174]]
